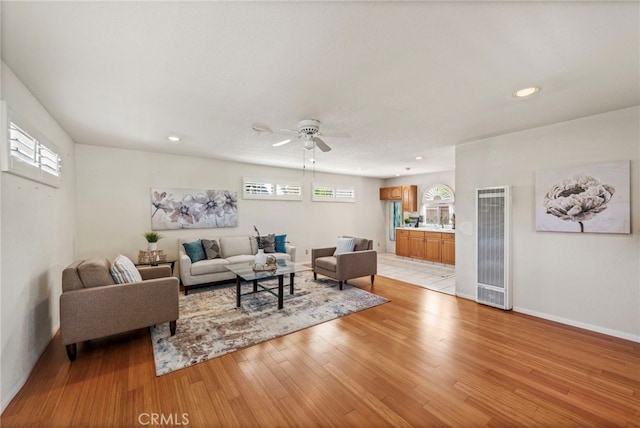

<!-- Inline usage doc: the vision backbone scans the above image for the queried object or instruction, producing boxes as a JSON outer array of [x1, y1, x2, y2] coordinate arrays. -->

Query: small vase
[[255, 249, 266, 265], [148, 242, 158, 251]]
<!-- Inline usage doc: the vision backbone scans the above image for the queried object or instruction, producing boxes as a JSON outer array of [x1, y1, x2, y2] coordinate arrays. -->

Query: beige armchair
[[311, 236, 377, 290], [60, 258, 179, 361]]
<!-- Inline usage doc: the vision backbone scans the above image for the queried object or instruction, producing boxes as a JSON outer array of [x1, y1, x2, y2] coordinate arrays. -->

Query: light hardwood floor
[[2, 275, 639, 427]]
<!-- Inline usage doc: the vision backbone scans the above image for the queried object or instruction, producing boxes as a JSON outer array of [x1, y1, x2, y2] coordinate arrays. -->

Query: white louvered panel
[[476, 186, 512, 310]]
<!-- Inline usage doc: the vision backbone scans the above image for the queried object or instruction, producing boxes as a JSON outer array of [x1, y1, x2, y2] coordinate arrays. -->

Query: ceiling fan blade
[[277, 128, 300, 134], [251, 123, 274, 133], [272, 138, 292, 147], [313, 137, 332, 152]]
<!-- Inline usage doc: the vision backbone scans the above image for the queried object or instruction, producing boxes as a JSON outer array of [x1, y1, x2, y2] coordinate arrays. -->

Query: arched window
[[421, 184, 455, 226]]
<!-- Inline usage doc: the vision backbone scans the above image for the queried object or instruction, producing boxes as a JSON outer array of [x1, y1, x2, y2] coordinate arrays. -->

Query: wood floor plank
[[2, 274, 639, 427]]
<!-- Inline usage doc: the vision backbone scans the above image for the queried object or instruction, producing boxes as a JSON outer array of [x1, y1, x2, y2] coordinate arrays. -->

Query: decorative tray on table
[[252, 263, 278, 272]]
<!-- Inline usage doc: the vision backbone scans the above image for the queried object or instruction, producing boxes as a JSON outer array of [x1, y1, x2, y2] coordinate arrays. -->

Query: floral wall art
[[151, 188, 238, 230], [535, 160, 630, 234]]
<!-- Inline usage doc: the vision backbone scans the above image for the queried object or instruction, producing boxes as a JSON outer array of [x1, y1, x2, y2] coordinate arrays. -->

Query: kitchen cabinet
[[380, 185, 417, 211], [402, 185, 418, 212], [424, 232, 442, 263], [395, 229, 410, 257], [380, 186, 402, 200], [442, 233, 456, 265], [395, 229, 455, 265], [409, 231, 426, 259]]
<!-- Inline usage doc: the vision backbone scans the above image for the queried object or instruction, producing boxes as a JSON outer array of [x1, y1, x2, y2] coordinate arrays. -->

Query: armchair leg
[[170, 320, 177, 336], [339, 280, 343, 290], [66, 343, 77, 361], [313, 272, 317, 280], [371, 275, 375, 285]]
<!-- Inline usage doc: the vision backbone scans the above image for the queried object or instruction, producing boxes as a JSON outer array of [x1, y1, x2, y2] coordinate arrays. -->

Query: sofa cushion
[[315, 256, 337, 272], [183, 240, 206, 263], [221, 236, 252, 258], [353, 237, 371, 251], [62, 260, 84, 292], [226, 254, 256, 264], [275, 234, 287, 253], [78, 258, 116, 288], [262, 234, 276, 253], [190, 258, 230, 276], [110, 254, 143, 284], [334, 237, 356, 256], [202, 238, 222, 259]]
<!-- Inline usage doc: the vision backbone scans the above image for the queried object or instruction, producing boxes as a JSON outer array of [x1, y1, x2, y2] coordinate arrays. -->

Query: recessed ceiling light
[[415, 156, 423, 160], [167, 135, 181, 142], [513, 87, 541, 98], [395, 173, 400, 177]]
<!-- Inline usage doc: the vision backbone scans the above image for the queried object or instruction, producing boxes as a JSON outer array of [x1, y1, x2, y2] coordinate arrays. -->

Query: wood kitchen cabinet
[[380, 185, 417, 211], [380, 186, 402, 200], [402, 185, 418, 212], [409, 231, 426, 259], [395, 229, 410, 257], [424, 232, 442, 262], [395, 229, 455, 265], [442, 233, 456, 265]]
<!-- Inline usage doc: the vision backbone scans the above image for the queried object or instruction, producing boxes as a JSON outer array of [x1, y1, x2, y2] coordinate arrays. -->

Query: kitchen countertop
[[396, 226, 456, 234]]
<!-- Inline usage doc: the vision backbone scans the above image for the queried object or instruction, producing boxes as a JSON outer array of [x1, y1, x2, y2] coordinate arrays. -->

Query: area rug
[[150, 271, 389, 376]]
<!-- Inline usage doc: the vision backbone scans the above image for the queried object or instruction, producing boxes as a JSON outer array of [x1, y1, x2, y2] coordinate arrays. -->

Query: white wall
[[383, 170, 455, 252], [0, 63, 77, 411], [74, 144, 386, 264], [455, 106, 640, 341]]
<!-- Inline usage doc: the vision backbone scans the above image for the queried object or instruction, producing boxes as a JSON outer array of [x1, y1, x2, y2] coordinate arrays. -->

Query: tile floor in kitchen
[[377, 252, 456, 295]]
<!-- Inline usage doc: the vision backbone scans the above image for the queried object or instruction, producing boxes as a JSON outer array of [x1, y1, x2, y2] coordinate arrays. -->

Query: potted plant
[[143, 231, 163, 251], [404, 218, 412, 227]]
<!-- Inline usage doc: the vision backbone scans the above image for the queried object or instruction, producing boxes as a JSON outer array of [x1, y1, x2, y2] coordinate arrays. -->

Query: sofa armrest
[[336, 250, 378, 280], [60, 277, 179, 345], [178, 252, 192, 284], [311, 247, 337, 268], [285, 243, 296, 262], [138, 265, 171, 280]]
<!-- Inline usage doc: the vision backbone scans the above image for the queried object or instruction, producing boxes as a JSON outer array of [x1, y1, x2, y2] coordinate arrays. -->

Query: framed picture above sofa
[[150, 188, 238, 230]]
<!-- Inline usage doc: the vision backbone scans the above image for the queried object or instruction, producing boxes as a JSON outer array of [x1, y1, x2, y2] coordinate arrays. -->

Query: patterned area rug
[[150, 271, 389, 376]]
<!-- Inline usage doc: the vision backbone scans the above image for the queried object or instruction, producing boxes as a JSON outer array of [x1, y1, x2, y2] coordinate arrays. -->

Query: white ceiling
[[1, 1, 638, 178]]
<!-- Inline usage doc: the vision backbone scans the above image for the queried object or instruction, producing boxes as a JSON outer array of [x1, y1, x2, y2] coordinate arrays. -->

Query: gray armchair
[[311, 236, 377, 290], [60, 258, 179, 361]]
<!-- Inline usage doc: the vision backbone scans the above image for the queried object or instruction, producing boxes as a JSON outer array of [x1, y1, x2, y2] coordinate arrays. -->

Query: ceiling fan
[[252, 119, 350, 152]]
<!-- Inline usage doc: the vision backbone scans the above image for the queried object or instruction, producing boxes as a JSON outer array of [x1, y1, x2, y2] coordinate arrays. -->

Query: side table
[[135, 260, 176, 276]]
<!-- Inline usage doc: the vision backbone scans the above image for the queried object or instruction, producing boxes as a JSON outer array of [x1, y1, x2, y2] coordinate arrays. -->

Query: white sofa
[[179, 235, 296, 294]]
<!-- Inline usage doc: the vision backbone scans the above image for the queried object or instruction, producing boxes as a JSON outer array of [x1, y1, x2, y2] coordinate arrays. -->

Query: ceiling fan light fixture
[[513, 86, 541, 98]]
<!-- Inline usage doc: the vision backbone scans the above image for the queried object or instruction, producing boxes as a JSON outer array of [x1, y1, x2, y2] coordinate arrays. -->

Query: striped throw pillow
[[110, 255, 143, 284], [333, 237, 356, 256]]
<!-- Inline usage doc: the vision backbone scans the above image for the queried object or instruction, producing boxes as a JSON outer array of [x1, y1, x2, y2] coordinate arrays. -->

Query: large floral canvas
[[535, 160, 630, 234], [151, 188, 237, 230]]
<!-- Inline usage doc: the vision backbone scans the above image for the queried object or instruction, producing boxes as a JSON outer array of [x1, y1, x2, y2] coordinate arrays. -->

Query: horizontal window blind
[[242, 177, 302, 201], [312, 183, 355, 202], [1, 103, 62, 187]]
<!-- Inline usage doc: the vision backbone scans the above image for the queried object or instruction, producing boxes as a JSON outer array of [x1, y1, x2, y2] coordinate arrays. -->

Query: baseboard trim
[[453, 293, 639, 343], [513, 306, 640, 343]]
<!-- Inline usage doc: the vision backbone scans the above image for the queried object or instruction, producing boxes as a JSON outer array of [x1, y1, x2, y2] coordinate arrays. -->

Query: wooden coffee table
[[226, 260, 310, 309]]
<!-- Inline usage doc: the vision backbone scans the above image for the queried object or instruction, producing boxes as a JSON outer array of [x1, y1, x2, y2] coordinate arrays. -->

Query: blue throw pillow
[[274, 234, 287, 253], [183, 240, 206, 263]]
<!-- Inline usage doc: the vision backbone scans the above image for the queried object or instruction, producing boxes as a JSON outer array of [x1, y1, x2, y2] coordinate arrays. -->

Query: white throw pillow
[[110, 254, 143, 284], [334, 237, 356, 256]]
